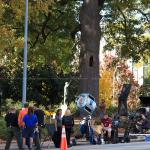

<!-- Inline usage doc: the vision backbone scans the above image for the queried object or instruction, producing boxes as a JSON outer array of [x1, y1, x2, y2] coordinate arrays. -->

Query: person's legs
[[57, 127, 62, 147], [107, 128, 111, 138], [34, 128, 41, 150], [65, 128, 69, 146], [13, 127, 22, 150], [66, 128, 72, 146], [97, 134, 102, 144], [22, 137, 28, 149], [30, 137, 33, 148], [38, 126, 42, 141], [22, 129, 26, 145], [22, 128, 29, 149], [28, 127, 35, 149], [106, 128, 112, 143], [103, 127, 111, 138], [67, 129, 71, 146], [5, 128, 13, 150]]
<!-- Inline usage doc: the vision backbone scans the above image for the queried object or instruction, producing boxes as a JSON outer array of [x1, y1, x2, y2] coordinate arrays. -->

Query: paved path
[[0, 141, 150, 150]]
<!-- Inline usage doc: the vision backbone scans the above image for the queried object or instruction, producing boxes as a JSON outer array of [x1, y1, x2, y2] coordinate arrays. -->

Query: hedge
[[0, 117, 8, 140]]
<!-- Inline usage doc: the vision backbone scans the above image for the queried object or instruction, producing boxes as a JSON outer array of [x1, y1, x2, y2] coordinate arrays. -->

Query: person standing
[[22, 107, 38, 150], [55, 109, 62, 132], [18, 103, 29, 128], [33, 104, 45, 138], [18, 103, 29, 148], [33, 104, 45, 150], [53, 109, 62, 148], [62, 108, 74, 147], [5, 108, 22, 150]]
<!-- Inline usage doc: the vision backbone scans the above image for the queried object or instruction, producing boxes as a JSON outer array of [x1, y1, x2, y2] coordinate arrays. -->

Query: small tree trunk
[[79, 0, 102, 104]]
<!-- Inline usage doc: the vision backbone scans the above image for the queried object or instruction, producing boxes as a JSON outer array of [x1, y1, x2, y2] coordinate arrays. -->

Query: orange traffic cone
[[60, 125, 68, 150]]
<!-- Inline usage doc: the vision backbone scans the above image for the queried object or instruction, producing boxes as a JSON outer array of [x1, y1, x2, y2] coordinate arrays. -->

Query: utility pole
[[22, 0, 28, 105]]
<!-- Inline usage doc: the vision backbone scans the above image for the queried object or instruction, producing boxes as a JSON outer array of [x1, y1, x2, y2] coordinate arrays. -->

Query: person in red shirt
[[101, 113, 112, 140], [18, 103, 29, 128]]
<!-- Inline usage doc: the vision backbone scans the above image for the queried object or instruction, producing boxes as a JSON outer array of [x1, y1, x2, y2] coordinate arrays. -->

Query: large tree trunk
[[79, 0, 102, 105]]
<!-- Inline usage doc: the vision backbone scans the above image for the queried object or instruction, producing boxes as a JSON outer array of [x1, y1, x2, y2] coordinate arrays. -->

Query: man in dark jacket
[[33, 104, 45, 127], [33, 104, 45, 150], [5, 107, 22, 150], [62, 108, 74, 147]]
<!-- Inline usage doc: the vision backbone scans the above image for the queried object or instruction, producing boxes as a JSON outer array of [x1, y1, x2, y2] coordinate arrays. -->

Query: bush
[[0, 117, 8, 140], [106, 106, 118, 117], [68, 102, 77, 114], [2, 99, 22, 113]]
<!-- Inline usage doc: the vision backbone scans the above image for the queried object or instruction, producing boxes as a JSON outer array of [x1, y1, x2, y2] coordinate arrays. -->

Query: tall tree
[[102, 0, 150, 61], [0, 0, 79, 105], [0, 0, 149, 106], [79, 0, 105, 104]]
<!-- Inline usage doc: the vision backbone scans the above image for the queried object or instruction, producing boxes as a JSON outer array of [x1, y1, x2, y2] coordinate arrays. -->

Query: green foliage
[[0, 0, 79, 106], [9, 66, 65, 105], [3, 99, 22, 112], [0, 0, 149, 108], [102, 0, 150, 62], [0, 117, 8, 140], [68, 102, 77, 114], [2, 99, 46, 115], [0, 0, 79, 74], [144, 62, 150, 85], [67, 78, 79, 104], [106, 106, 118, 117]]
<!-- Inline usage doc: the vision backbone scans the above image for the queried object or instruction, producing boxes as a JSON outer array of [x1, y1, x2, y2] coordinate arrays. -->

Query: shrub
[[0, 117, 8, 140], [68, 102, 77, 114], [106, 105, 118, 117]]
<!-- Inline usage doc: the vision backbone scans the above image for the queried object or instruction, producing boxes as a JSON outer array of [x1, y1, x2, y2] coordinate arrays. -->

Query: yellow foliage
[[99, 69, 113, 108], [134, 60, 143, 69], [14, 37, 24, 50], [44, 110, 54, 116]]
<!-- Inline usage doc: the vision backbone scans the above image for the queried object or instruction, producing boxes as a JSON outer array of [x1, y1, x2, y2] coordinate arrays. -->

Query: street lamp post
[[22, 0, 28, 105]]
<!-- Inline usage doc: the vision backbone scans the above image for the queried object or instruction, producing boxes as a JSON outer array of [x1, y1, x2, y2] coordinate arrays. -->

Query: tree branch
[[134, 8, 150, 22], [117, 6, 129, 46], [30, 12, 51, 48]]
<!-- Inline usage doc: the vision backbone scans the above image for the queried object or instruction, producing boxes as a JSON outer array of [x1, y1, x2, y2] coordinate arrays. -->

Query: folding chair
[[40, 124, 55, 148]]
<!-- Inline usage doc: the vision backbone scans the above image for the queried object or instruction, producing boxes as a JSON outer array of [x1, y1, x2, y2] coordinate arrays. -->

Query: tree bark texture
[[79, 0, 101, 105]]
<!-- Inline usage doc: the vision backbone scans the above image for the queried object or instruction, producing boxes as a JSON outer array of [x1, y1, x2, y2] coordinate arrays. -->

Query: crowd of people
[[4, 99, 117, 149], [5, 103, 44, 150], [4, 103, 74, 150], [53, 108, 74, 148]]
